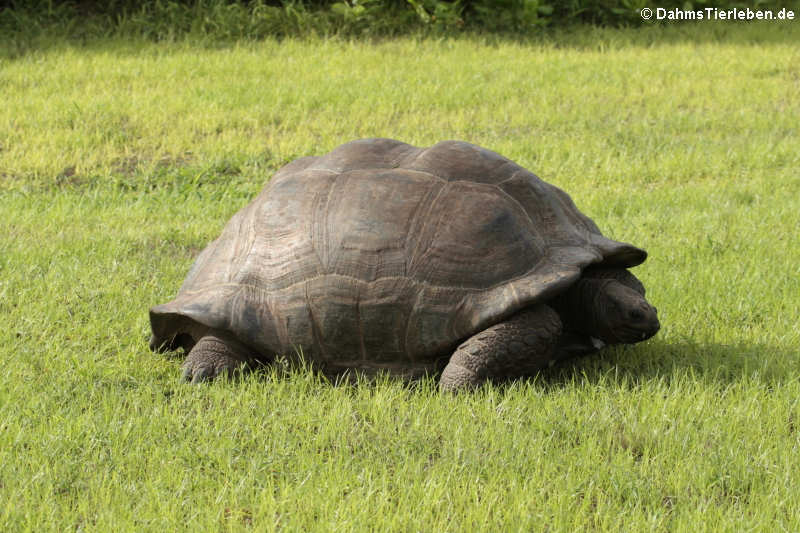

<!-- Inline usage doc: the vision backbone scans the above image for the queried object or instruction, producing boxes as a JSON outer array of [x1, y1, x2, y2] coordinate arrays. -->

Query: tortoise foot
[[181, 334, 251, 383], [439, 305, 563, 392]]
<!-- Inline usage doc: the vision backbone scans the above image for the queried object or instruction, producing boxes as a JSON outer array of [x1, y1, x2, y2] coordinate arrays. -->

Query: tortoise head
[[589, 279, 660, 344]]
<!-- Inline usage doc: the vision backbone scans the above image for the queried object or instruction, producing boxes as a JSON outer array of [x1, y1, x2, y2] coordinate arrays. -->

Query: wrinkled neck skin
[[555, 277, 614, 340], [556, 269, 660, 345]]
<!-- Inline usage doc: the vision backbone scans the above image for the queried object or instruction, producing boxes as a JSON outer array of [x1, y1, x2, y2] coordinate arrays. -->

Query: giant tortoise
[[150, 138, 660, 390]]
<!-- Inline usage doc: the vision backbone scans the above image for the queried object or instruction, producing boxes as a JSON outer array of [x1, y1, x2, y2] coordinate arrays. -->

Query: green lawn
[[2, 24, 799, 531]]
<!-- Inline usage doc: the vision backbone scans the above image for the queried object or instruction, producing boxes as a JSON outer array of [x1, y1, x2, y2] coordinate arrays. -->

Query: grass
[[2, 23, 799, 531]]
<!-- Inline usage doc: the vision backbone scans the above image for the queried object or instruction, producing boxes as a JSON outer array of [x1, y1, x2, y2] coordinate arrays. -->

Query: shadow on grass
[[534, 337, 799, 389], [154, 335, 798, 393]]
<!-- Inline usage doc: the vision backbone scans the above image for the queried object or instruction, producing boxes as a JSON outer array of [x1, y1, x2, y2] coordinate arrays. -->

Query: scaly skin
[[439, 305, 563, 391], [181, 332, 255, 383]]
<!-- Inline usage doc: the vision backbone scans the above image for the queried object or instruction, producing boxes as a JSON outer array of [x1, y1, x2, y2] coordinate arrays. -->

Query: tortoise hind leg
[[439, 305, 563, 391], [182, 331, 256, 383]]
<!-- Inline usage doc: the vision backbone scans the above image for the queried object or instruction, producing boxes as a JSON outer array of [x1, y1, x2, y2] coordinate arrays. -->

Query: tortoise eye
[[629, 309, 644, 320]]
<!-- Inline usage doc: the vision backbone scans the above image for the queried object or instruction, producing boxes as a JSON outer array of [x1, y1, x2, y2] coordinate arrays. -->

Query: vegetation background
[[3, 0, 800, 49], [1, 0, 799, 531]]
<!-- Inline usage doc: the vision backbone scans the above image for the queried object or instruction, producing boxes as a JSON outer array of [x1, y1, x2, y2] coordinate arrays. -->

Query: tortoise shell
[[150, 138, 646, 375]]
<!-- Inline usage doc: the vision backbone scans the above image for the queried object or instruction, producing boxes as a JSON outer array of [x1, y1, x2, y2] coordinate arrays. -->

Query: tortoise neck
[[558, 276, 618, 340]]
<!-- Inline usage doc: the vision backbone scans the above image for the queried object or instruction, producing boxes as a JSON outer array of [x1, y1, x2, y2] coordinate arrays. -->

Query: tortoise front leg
[[439, 305, 563, 391], [182, 331, 255, 383]]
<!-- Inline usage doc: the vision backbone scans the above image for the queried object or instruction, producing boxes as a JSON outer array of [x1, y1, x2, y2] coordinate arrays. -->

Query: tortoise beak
[[619, 303, 659, 343], [638, 305, 660, 341]]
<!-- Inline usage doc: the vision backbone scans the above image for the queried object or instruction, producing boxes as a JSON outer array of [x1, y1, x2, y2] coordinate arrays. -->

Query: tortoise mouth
[[612, 320, 660, 344]]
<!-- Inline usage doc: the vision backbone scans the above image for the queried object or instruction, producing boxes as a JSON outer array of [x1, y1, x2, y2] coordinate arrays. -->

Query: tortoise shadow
[[530, 337, 799, 389], [157, 335, 797, 390]]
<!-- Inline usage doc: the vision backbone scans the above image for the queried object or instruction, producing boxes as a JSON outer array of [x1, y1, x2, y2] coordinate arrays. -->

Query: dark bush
[[1, 0, 797, 42]]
